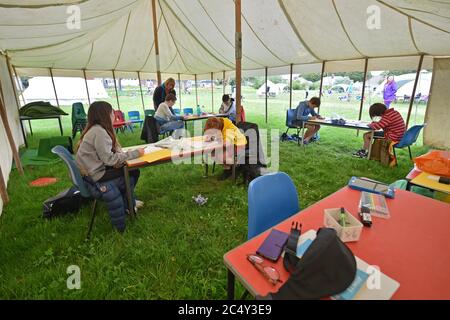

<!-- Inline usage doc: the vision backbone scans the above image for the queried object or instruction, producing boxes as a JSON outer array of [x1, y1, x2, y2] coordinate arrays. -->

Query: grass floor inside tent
[[0, 88, 429, 299]]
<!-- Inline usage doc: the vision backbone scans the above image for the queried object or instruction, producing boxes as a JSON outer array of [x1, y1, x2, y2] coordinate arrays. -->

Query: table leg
[[58, 117, 64, 136], [28, 120, 33, 136], [367, 130, 374, 160], [203, 152, 209, 177], [300, 122, 306, 148], [227, 269, 235, 300], [20, 120, 28, 148], [123, 166, 135, 217]]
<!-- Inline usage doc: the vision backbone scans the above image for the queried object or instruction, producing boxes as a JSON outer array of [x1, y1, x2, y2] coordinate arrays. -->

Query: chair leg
[[408, 146, 412, 160], [212, 161, 216, 174], [86, 199, 98, 240], [285, 128, 290, 135], [393, 147, 398, 167]]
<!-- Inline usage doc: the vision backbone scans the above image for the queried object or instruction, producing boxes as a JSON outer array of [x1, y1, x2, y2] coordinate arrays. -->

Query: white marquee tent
[[1, 0, 450, 213], [23, 77, 109, 105]]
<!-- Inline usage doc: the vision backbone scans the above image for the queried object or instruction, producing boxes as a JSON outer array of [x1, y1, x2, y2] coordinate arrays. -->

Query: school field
[[0, 86, 428, 299]]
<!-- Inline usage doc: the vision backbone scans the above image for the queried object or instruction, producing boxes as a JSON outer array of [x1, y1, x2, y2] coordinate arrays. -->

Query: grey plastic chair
[[51, 145, 99, 240]]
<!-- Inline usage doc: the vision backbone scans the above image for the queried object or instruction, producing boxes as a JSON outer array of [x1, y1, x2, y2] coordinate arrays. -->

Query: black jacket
[[140, 116, 160, 143], [153, 85, 176, 110]]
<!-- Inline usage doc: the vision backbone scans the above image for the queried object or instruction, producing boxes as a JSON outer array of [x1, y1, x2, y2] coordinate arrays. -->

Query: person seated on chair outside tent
[[153, 78, 176, 112], [76, 101, 145, 233], [218, 94, 236, 123], [154, 93, 184, 134], [293, 97, 324, 144], [353, 103, 406, 158], [203, 117, 246, 180]]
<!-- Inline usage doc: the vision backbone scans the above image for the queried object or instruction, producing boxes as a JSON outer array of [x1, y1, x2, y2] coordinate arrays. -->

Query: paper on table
[[144, 145, 163, 154]]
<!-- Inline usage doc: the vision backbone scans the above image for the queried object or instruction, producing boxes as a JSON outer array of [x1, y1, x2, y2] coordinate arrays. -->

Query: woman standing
[[383, 75, 398, 108], [153, 78, 176, 111]]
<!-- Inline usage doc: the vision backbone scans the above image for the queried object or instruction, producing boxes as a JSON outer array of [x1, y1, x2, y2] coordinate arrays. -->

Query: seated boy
[[154, 93, 184, 133], [293, 97, 324, 144], [219, 94, 236, 123], [203, 117, 246, 180], [353, 103, 406, 158]]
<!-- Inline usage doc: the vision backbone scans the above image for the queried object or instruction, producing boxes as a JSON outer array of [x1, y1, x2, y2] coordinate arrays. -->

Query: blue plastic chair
[[173, 108, 181, 115], [285, 109, 302, 145], [127, 111, 144, 128], [183, 107, 194, 115], [51, 145, 99, 240], [248, 172, 300, 239], [393, 124, 425, 163]]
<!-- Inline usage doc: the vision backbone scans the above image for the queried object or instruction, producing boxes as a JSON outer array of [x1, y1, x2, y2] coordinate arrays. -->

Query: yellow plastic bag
[[414, 150, 450, 178]]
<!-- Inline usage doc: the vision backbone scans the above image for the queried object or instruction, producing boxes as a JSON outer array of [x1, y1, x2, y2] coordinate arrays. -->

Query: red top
[[224, 187, 450, 299], [369, 108, 406, 142]]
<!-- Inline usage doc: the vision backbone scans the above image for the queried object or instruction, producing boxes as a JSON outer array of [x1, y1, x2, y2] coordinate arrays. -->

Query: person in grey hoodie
[[76, 101, 145, 232]]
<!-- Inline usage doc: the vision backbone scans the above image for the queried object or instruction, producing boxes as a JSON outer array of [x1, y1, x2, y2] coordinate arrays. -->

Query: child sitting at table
[[203, 117, 246, 180], [219, 94, 236, 123], [293, 97, 324, 144], [154, 93, 184, 133], [76, 101, 145, 233], [353, 103, 406, 158]]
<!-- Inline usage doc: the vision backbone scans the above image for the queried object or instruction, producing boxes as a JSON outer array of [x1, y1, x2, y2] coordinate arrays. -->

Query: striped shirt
[[369, 108, 405, 142]]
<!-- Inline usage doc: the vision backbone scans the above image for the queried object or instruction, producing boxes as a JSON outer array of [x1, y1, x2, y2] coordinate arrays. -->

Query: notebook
[[256, 229, 289, 262]]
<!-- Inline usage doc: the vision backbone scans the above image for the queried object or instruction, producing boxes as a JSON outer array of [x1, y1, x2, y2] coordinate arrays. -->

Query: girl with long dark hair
[[76, 101, 145, 232]]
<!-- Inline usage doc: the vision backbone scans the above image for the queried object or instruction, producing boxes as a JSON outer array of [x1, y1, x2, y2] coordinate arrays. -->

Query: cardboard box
[[324, 208, 363, 242]]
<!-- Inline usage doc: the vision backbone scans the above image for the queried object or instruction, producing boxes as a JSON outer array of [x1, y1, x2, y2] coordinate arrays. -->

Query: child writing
[[76, 101, 145, 233], [353, 103, 406, 158], [203, 117, 246, 180]]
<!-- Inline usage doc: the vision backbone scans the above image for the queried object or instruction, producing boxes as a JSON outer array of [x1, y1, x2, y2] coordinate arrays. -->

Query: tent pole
[[265, 67, 268, 123], [318, 61, 326, 114], [195, 74, 198, 106], [0, 165, 9, 204], [358, 58, 369, 121], [406, 55, 424, 128], [0, 83, 24, 175], [49, 68, 60, 108], [137, 71, 145, 113], [112, 70, 120, 110], [12, 65, 26, 106], [357, 58, 369, 137], [151, 0, 162, 86], [178, 73, 182, 109], [235, 0, 242, 124], [6, 57, 21, 111], [223, 71, 226, 95], [211, 72, 214, 112], [83, 69, 91, 105], [289, 63, 293, 109]]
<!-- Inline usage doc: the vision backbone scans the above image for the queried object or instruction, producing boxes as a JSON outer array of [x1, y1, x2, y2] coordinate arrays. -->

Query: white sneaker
[[135, 200, 144, 210]]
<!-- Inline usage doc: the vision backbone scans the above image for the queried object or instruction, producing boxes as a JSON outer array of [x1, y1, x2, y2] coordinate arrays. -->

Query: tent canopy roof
[[1, 0, 449, 77]]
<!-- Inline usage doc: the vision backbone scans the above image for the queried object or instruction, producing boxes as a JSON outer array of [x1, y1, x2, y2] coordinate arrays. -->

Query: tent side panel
[[424, 58, 450, 149], [0, 55, 23, 215]]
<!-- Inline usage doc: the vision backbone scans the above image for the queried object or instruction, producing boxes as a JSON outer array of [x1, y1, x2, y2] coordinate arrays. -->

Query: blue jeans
[[155, 116, 184, 132]]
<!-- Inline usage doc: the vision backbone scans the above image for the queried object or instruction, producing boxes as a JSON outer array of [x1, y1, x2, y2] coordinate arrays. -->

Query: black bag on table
[[258, 228, 357, 300], [42, 186, 88, 219]]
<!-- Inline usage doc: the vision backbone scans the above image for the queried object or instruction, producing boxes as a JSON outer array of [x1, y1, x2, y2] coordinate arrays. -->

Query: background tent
[[396, 78, 432, 100], [256, 80, 282, 97], [23, 77, 109, 106]]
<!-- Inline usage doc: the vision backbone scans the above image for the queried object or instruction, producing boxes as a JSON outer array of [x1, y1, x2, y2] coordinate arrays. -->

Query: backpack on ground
[[42, 186, 88, 219]]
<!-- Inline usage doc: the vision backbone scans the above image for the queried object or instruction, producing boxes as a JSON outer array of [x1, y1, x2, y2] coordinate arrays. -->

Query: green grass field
[[0, 86, 428, 299]]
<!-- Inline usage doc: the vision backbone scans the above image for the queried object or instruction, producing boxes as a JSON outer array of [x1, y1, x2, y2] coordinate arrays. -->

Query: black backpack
[[42, 186, 88, 219]]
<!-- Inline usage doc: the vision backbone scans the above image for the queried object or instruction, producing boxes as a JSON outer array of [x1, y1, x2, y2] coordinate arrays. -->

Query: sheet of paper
[[144, 145, 163, 154]]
